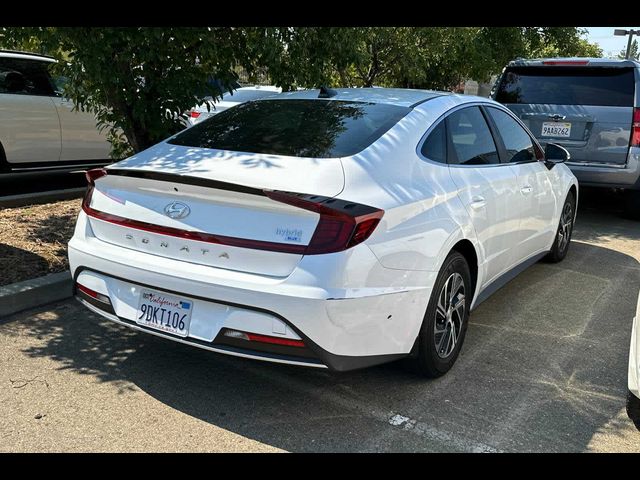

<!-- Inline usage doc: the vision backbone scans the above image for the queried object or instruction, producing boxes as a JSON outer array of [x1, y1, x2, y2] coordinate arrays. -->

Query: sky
[[584, 27, 640, 57]]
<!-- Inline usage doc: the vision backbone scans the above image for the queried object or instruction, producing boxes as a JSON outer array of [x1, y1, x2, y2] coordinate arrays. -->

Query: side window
[[420, 120, 447, 164], [447, 107, 500, 165], [486, 107, 536, 164], [0, 58, 55, 96]]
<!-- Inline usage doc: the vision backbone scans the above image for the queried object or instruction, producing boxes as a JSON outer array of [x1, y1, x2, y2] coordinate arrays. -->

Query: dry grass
[[0, 199, 81, 287]]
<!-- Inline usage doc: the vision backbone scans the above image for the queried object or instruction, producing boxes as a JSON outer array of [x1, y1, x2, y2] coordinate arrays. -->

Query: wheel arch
[[0, 140, 9, 173], [450, 239, 479, 303]]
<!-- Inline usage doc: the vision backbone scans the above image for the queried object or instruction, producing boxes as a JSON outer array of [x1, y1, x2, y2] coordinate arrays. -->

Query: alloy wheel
[[434, 272, 466, 359], [557, 201, 573, 253]]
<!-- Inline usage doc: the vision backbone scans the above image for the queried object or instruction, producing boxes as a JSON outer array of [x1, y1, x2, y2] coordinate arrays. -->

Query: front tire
[[545, 191, 575, 263], [407, 251, 471, 378]]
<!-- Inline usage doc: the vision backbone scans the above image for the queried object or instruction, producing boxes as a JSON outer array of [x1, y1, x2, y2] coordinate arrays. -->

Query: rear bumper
[[68, 213, 431, 371], [566, 148, 640, 190]]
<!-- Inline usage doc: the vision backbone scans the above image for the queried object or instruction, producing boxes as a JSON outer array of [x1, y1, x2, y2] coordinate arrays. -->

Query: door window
[[447, 107, 500, 165], [486, 107, 538, 164], [0, 58, 56, 96]]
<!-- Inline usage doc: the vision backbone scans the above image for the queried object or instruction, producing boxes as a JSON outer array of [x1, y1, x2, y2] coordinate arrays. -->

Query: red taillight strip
[[541, 60, 589, 66], [246, 332, 306, 348], [76, 283, 110, 304], [82, 168, 383, 255], [631, 108, 640, 148]]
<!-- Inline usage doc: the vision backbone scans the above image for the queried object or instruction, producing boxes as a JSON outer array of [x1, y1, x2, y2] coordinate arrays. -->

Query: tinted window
[[221, 89, 279, 103], [495, 66, 635, 107], [447, 107, 500, 165], [487, 107, 535, 163], [421, 121, 446, 163], [0, 58, 55, 96], [169, 99, 410, 158]]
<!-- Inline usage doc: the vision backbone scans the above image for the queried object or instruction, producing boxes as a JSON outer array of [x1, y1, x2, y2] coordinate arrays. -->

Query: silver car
[[493, 58, 640, 218]]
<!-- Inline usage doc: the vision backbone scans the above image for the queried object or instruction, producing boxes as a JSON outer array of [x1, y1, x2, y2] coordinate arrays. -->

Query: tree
[[1, 27, 252, 155], [0, 27, 603, 156], [619, 39, 639, 60]]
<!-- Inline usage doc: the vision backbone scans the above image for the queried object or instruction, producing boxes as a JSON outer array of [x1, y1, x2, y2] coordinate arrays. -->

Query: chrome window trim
[[416, 101, 512, 168]]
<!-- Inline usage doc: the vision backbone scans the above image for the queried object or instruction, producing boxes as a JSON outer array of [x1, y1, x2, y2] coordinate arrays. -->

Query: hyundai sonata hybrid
[[69, 88, 578, 376]]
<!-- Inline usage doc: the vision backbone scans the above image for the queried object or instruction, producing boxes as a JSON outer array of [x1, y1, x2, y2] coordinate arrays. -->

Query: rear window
[[495, 66, 635, 107], [168, 99, 410, 158]]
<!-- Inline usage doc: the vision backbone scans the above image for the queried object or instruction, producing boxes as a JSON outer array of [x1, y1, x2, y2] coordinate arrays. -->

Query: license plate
[[135, 289, 193, 337], [541, 122, 571, 138]]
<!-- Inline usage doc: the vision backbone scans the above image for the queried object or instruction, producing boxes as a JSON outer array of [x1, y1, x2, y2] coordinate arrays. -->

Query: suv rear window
[[495, 66, 635, 107], [169, 99, 410, 158]]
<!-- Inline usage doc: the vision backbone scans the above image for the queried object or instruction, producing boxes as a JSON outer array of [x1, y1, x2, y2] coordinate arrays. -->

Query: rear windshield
[[495, 66, 635, 107], [168, 99, 410, 158]]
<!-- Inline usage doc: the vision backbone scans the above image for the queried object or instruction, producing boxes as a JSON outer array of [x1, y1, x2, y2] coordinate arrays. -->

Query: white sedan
[[69, 88, 578, 376], [628, 291, 640, 429], [187, 85, 281, 126]]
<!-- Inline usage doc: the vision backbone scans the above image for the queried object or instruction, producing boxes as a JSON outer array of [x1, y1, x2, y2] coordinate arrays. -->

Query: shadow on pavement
[[4, 236, 639, 451]]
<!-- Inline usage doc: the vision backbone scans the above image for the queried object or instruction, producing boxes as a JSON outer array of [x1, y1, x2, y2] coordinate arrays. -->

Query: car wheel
[[627, 391, 640, 430], [623, 190, 640, 220], [407, 251, 471, 378], [545, 191, 575, 263]]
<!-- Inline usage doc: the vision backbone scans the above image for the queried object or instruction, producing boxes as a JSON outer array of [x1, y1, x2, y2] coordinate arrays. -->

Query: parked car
[[492, 58, 640, 218], [187, 85, 281, 126], [69, 88, 578, 376], [0, 50, 111, 173], [628, 290, 640, 429]]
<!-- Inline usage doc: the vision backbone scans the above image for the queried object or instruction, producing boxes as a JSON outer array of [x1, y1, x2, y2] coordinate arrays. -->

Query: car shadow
[[4, 236, 639, 452]]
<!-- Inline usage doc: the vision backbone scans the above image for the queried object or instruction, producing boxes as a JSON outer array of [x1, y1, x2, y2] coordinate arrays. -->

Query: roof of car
[[0, 50, 56, 62], [272, 87, 450, 108], [507, 57, 640, 68]]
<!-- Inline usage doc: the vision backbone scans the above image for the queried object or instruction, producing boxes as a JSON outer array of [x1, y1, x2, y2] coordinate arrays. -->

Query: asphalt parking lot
[[1, 188, 639, 452]]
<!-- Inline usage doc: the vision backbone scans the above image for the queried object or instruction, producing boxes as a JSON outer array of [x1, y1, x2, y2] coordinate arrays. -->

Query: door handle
[[520, 185, 533, 194], [469, 196, 486, 210]]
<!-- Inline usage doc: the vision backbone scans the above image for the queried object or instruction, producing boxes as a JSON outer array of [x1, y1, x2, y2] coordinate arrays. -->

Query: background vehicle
[[0, 50, 111, 173], [69, 88, 577, 376], [492, 58, 640, 218], [628, 290, 640, 430], [187, 85, 281, 126]]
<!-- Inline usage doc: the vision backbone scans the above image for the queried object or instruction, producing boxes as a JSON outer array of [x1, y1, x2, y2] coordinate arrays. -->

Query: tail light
[[76, 282, 111, 304], [81, 169, 383, 256], [631, 108, 640, 147], [223, 328, 305, 348], [264, 190, 384, 254], [190, 111, 201, 118], [85, 168, 107, 185]]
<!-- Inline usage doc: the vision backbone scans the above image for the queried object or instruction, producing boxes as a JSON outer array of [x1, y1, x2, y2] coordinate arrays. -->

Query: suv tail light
[[631, 108, 640, 147], [81, 169, 383, 256], [190, 111, 201, 119]]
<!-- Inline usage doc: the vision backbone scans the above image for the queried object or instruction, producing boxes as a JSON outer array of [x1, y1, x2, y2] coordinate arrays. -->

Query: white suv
[[0, 50, 111, 173]]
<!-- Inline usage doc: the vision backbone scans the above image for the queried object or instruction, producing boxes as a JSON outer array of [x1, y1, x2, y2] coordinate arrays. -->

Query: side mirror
[[544, 143, 570, 169]]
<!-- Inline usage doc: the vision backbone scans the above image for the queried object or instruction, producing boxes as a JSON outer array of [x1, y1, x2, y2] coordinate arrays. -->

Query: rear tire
[[623, 190, 640, 220], [627, 391, 640, 430], [406, 251, 471, 378], [545, 191, 575, 263]]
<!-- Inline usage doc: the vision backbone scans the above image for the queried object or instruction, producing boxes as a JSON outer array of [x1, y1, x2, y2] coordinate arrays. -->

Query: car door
[[485, 106, 557, 259], [445, 106, 522, 286], [49, 73, 111, 162], [0, 56, 61, 166]]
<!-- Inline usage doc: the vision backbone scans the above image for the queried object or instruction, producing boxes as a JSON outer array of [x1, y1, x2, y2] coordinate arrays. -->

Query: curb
[[0, 188, 85, 209], [0, 271, 73, 318]]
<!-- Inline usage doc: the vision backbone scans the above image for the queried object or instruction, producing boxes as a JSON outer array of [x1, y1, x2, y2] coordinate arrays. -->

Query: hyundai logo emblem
[[164, 201, 191, 219]]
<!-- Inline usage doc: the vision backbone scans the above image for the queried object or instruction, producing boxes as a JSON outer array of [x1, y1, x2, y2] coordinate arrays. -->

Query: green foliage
[[1, 27, 251, 155], [619, 39, 639, 60], [0, 27, 602, 156]]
